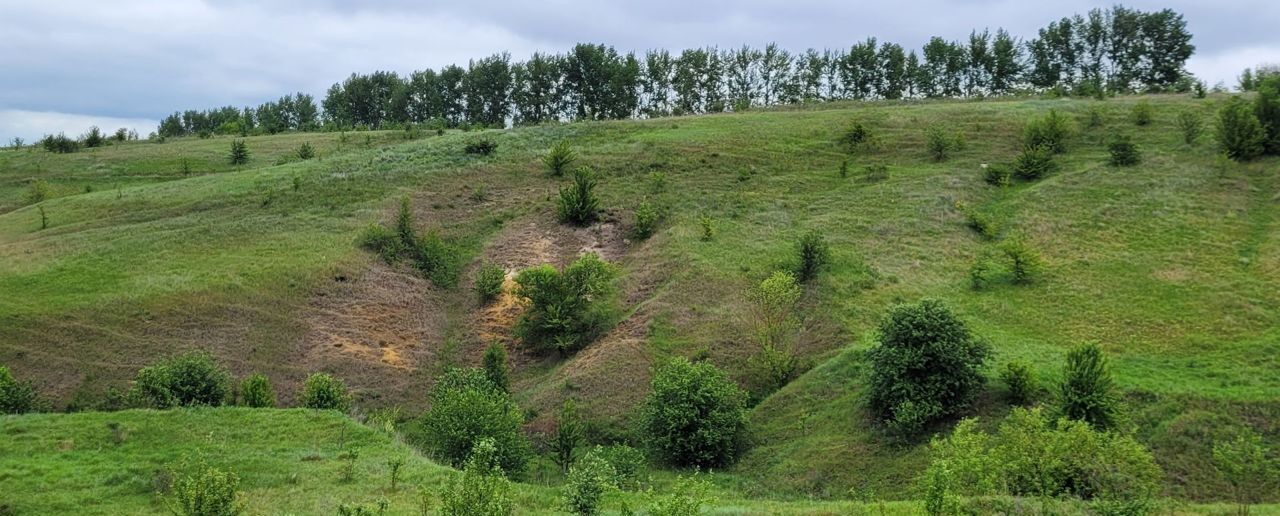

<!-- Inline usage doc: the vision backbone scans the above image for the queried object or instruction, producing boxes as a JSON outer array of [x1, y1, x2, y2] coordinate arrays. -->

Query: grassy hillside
[[1, 93, 1278, 506]]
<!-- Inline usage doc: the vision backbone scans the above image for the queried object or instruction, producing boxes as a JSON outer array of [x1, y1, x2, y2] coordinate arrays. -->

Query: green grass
[[2, 93, 1279, 508]]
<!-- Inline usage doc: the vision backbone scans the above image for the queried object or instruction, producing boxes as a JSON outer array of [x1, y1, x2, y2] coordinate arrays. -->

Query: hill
[[1, 93, 1278, 509]]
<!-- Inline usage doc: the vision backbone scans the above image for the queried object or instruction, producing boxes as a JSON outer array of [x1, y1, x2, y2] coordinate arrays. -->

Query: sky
[[1, 0, 1277, 142]]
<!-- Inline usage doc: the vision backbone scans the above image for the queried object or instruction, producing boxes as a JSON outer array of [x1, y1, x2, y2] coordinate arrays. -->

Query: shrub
[[863, 164, 889, 181], [925, 408, 1161, 505], [1013, 145, 1056, 180], [300, 373, 351, 411], [839, 121, 870, 150], [1023, 109, 1072, 154], [1056, 342, 1120, 431], [648, 475, 714, 516], [359, 223, 404, 263], [640, 357, 748, 467], [1086, 106, 1105, 129], [594, 445, 646, 490], [1216, 96, 1266, 161], [563, 450, 615, 515], [955, 201, 996, 239], [1001, 237, 1042, 285], [698, 215, 714, 241], [867, 299, 990, 435], [0, 365, 39, 414], [228, 140, 250, 165], [513, 253, 619, 356], [421, 368, 529, 475], [1107, 134, 1142, 166], [1130, 100, 1153, 126], [9, 136, 25, 149], [437, 437, 516, 516], [132, 352, 231, 408], [1256, 75, 1280, 155], [543, 141, 577, 177], [169, 463, 243, 516], [557, 168, 600, 226], [237, 374, 275, 408], [551, 398, 584, 474], [481, 342, 510, 393], [924, 124, 964, 161], [464, 138, 498, 156], [1176, 110, 1203, 145], [632, 200, 659, 240], [40, 133, 80, 153], [297, 142, 315, 160], [24, 179, 51, 204], [474, 262, 506, 304], [83, 126, 105, 148], [982, 164, 1011, 187], [113, 127, 129, 142], [794, 229, 830, 282], [1000, 362, 1037, 406], [746, 271, 802, 399], [413, 231, 462, 288], [969, 253, 993, 291], [1212, 429, 1276, 510]]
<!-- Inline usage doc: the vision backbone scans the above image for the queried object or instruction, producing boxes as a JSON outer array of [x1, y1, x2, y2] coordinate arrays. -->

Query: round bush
[[420, 368, 529, 475], [132, 352, 231, 409], [640, 357, 748, 468], [1013, 145, 1057, 180], [1107, 134, 1142, 166], [0, 365, 39, 414], [1056, 342, 1120, 431], [300, 373, 350, 411], [238, 374, 276, 408], [867, 299, 990, 435]]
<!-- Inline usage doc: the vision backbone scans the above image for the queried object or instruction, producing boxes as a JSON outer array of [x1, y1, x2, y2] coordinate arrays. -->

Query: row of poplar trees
[[160, 5, 1193, 135]]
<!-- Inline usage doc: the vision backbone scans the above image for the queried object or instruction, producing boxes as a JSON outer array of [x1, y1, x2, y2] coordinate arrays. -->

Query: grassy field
[[1, 93, 1278, 509]]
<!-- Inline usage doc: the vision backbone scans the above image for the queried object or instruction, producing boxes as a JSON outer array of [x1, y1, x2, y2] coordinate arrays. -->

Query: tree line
[[156, 5, 1193, 136]]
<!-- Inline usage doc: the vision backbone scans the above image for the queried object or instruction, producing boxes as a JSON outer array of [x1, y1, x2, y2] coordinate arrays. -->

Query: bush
[[1107, 134, 1142, 166], [1056, 342, 1120, 431], [421, 368, 529, 475], [0, 365, 39, 414], [863, 164, 889, 181], [513, 253, 619, 356], [132, 352, 231, 408], [1216, 96, 1266, 161], [563, 450, 615, 515], [839, 121, 870, 150], [1256, 75, 1280, 155], [543, 141, 577, 177], [437, 437, 515, 516], [169, 463, 243, 516], [982, 164, 1011, 187], [925, 408, 1161, 506], [1176, 110, 1203, 145], [40, 133, 80, 153], [1212, 429, 1276, 509], [236, 374, 275, 408], [1000, 362, 1037, 406], [924, 124, 964, 161], [83, 126, 105, 148], [1130, 100, 1153, 126], [1023, 109, 1072, 154], [474, 262, 506, 304], [297, 142, 315, 160], [557, 168, 600, 226], [955, 201, 997, 239], [648, 475, 714, 516], [464, 138, 498, 156], [415, 231, 463, 288], [867, 299, 990, 435], [1013, 145, 1056, 180], [631, 200, 659, 240], [640, 357, 748, 467], [481, 342, 511, 393], [228, 140, 249, 165], [1001, 237, 1042, 285], [359, 223, 404, 263], [594, 445, 646, 490], [24, 179, 51, 204], [746, 271, 801, 399], [794, 229, 830, 282], [551, 398, 584, 474], [300, 373, 350, 411]]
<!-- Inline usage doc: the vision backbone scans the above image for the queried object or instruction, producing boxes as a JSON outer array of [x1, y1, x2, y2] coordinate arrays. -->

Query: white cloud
[[0, 110, 155, 144], [1187, 45, 1280, 90]]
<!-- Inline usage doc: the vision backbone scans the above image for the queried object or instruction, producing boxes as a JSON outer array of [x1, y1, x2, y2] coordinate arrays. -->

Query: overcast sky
[[2, 0, 1277, 142]]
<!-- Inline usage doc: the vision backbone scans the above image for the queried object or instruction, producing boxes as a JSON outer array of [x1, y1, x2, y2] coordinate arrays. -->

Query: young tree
[[438, 437, 516, 515], [228, 140, 249, 165], [513, 253, 619, 356], [300, 373, 351, 411], [641, 357, 748, 467], [867, 299, 990, 435], [0, 365, 39, 414], [1217, 96, 1266, 161], [481, 341, 510, 393], [238, 374, 275, 408], [551, 398, 584, 474], [1212, 429, 1276, 511], [1055, 342, 1120, 430], [556, 167, 600, 225], [421, 368, 529, 474]]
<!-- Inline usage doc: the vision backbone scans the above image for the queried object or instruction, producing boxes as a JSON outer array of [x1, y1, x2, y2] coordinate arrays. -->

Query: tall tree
[[643, 49, 675, 117]]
